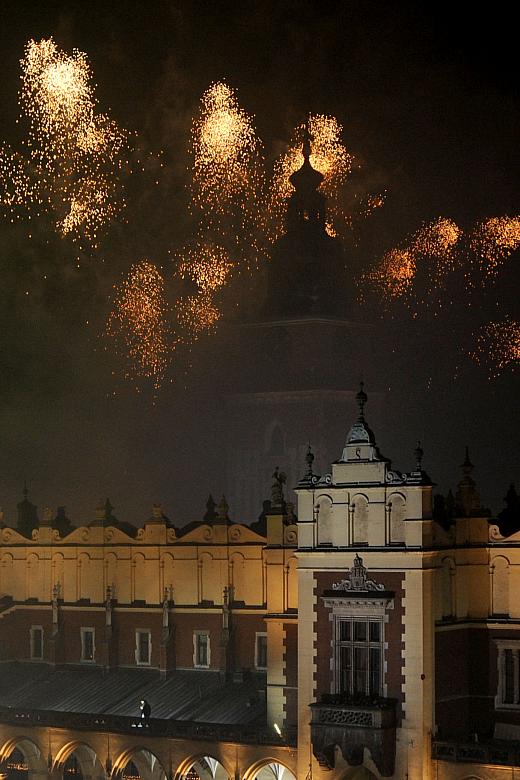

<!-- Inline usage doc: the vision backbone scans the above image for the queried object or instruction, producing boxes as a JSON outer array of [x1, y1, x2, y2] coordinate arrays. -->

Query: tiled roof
[[0, 663, 266, 725]]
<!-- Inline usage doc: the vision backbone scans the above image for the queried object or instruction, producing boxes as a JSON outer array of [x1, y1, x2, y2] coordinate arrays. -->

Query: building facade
[[0, 388, 519, 780]]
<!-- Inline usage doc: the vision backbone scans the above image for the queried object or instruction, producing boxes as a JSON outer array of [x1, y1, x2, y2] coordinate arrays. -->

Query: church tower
[[225, 135, 378, 523]]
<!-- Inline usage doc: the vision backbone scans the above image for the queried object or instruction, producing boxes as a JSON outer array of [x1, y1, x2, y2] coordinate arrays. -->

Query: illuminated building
[[1, 153, 520, 780]]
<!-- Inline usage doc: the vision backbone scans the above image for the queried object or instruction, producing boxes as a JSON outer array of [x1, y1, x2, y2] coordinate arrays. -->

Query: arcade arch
[[0, 738, 47, 780], [114, 748, 167, 780], [176, 755, 230, 780], [53, 741, 105, 780], [244, 759, 296, 780]]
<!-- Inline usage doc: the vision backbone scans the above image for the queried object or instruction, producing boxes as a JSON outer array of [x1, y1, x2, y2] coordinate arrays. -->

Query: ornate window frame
[[322, 556, 394, 697]]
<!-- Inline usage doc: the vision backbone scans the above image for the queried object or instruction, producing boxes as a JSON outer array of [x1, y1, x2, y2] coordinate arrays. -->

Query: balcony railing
[[0, 707, 291, 747]]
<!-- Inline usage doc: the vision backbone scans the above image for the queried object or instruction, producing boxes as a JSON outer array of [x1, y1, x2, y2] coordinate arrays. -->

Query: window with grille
[[496, 641, 520, 708], [30, 626, 43, 660], [194, 631, 210, 668], [80, 628, 95, 662], [335, 617, 383, 696], [255, 632, 268, 669], [135, 630, 151, 665]]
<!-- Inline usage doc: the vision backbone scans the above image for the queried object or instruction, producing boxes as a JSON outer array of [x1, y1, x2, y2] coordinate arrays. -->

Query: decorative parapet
[[310, 696, 396, 776]]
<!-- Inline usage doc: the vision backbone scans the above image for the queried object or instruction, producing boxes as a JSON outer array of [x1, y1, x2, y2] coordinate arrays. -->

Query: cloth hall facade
[[1, 389, 520, 780]]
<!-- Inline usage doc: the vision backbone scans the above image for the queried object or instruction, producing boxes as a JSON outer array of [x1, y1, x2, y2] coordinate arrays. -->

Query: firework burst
[[107, 261, 171, 389], [471, 316, 520, 377], [0, 38, 128, 246], [176, 293, 221, 336], [364, 216, 462, 306], [178, 242, 233, 294], [468, 216, 520, 278], [191, 81, 263, 212]]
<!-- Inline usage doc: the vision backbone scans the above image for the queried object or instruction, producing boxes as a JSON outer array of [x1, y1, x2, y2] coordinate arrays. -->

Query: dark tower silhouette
[[222, 132, 380, 522]]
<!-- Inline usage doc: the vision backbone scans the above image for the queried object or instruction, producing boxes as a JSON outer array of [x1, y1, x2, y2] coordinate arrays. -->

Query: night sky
[[0, 1, 518, 527]]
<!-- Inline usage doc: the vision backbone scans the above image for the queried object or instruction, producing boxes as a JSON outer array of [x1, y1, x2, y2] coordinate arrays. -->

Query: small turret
[[17, 482, 38, 538]]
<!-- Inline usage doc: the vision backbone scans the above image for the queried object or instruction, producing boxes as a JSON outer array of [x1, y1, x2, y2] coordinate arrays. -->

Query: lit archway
[[0, 738, 47, 779], [244, 760, 296, 780], [53, 741, 104, 780], [114, 748, 167, 780], [176, 755, 230, 780]]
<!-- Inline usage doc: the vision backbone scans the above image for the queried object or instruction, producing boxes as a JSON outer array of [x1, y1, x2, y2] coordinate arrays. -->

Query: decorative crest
[[332, 555, 385, 592]]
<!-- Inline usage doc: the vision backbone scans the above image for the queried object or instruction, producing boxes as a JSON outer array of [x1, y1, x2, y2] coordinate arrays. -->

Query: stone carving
[[318, 708, 373, 727], [229, 526, 241, 541], [332, 555, 385, 592]]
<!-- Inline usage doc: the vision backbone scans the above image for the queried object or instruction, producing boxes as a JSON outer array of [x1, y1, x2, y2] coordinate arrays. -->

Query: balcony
[[310, 694, 396, 777]]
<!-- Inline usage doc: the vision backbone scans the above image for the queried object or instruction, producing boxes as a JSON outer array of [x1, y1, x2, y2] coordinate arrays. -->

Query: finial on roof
[[271, 467, 287, 511], [305, 442, 315, 476], [414, 440, 424, 470], [356, 381, 367, 420], [302, 119, 312, 160], [204, 494, 217, 524], [461, 446, 473, 473], [217, 495, 229, 523]]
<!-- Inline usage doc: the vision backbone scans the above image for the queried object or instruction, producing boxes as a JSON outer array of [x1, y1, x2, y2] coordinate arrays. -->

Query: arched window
[[353, 496, 368, 545], [492, 557, 510, 617], [317, 496, 333, 545], [389, 494, 406, 545]]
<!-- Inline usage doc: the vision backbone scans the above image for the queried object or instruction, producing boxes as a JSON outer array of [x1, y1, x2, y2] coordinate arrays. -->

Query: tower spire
[[356, 381, 368, 421]]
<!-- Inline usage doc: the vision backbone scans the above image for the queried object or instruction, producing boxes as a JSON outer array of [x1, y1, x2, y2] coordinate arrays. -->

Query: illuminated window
[[334, 617, 384, 696], [30, 626, 43, 660], [80, 628, 95, 662], [193, 631, 210, 668], [135, 630, 151, 665], [255, 632, 268, 669]]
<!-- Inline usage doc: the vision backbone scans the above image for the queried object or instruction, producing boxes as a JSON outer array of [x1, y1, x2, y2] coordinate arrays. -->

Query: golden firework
[[107, 261, 170, 388], [469, 216, 520, 276], [471, 316, 520, 377], [176, 293, 221, 336], [0, 38, 128, 246]]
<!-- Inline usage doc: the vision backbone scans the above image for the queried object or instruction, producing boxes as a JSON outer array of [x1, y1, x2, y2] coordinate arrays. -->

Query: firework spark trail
[[0, 38, 128, 246], [468, 216, 520, 279], [107, 261, 171, 389], [471, 316, 520, 377]]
